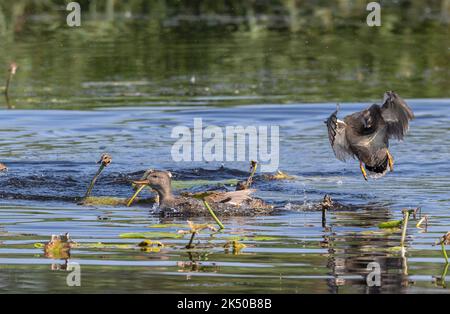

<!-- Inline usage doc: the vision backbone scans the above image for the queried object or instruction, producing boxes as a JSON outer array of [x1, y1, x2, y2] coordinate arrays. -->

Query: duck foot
[[359, 161, 368, 181], [387, 150, 394, 172]]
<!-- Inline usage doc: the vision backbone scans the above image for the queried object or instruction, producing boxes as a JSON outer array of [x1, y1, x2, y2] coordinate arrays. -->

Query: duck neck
[[156, 183, 175, 206]]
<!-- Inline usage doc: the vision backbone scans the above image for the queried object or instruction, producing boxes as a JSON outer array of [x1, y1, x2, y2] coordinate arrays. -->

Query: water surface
[[0, 8, 449, 293]]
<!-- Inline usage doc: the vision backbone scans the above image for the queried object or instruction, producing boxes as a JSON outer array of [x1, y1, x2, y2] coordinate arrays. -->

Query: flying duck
[[326, 91, 414, 180]]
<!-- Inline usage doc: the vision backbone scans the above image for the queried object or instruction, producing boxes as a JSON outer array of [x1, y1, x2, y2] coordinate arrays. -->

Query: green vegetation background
[[0, 1, 449, 109]]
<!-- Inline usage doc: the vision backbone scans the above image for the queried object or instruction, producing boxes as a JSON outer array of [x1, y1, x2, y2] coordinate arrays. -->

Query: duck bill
[[132, 180, 150, 185]]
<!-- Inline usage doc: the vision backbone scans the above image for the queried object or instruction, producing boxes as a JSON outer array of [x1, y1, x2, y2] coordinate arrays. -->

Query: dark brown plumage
[[326, 91, 414, 180]]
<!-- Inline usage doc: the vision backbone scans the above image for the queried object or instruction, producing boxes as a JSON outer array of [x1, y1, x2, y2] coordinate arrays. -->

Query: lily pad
[[80, 196, 127, 206], [119, 232, 183, 239], [84, 242, 134, 249], [138, 240, 164, 248], [227, 235, 278, 241], [378, 220, 403, 229]]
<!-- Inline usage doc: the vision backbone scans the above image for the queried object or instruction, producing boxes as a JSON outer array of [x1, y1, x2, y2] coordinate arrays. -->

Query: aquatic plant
[[138, 240, 164, 253], [376, 208, 421, 246], [262, 170, 295, 181], [119, 231, 182, 239], [321, 195, 332, 228], [378, 220, 403, 229], [42, 233, 75, 259], [126, 184, 147, 207], [127, 168, 158, 207], [416, 215, 429, 229], [83, 153, 112, 199], [236, 160, 258, 190], [202, 199, 224, 230], [224, 240, 246, 255], [436, 232, 450, 264], [400, 209, 410, 246], [81, 196, 126, 206], [178, 221, 218, 249], [434, 264, 449, 288]]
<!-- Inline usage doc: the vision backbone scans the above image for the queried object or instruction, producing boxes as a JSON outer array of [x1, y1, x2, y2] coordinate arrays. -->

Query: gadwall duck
[[326, 91, 414, 180], [133, 170, 274, 216]]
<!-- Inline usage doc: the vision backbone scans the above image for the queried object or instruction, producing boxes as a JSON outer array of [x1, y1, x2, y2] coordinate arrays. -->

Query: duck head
[[133, 170, 174, 204]]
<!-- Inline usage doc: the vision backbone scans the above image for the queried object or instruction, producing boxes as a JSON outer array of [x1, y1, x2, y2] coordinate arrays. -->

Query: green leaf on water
[[386, 246, 404, 252], [34, 243, 44, 248], [81, 196, 127, 206], [84, 242, 134, 249], [252, 236, 279, 241], [378, 220, 403, 229], [227, 235, 278, 241], [119, 232, 183, 239]]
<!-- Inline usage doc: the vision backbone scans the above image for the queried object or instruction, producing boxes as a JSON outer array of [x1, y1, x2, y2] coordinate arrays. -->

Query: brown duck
[[0, 163, 6, 172], [133, 170, 274, 217]]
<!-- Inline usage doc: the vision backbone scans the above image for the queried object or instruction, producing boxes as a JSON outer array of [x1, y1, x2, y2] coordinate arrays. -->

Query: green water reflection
[[0, 1, 448, 109]]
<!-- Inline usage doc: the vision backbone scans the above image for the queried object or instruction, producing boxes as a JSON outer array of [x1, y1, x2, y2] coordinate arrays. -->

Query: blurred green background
[[0, 0, 449, 109]]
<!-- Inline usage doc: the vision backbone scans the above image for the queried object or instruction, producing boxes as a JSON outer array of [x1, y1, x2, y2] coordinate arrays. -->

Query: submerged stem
[[322, 206, 327, 228], [202, 200, 225, 230], [126, 184, 146, 207], [84, 164, 105, 199], [186, 232, 196, 249]]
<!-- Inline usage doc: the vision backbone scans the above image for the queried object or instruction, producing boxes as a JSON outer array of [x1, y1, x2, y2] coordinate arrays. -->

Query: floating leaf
[[119, 232, 182, 239], [81, 196, 127, 206], [378, 220, 402, 229], [227, 235, 278, 241], [263, 170, 295, 180], [84, 242, 134, 249], [138, 240, 164, 248], [386, 246, 404, 252], [224, 240, 246, 250], [34, 243, 44, 248]]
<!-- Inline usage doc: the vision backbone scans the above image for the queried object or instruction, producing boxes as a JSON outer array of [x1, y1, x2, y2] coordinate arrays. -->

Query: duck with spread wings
[[326, 91, 414, 180]]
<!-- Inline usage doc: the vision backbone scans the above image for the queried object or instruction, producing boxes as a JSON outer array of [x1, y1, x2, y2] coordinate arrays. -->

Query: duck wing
[[326, 107, 354, 161], [205, 189, 255, 206], [381, 91, 414, 140]]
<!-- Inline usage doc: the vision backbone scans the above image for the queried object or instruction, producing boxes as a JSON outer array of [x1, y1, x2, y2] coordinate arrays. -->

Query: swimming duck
[[326, 91, 414, 180], [0, 163, 6, 172], [133, 170, 274, 217]]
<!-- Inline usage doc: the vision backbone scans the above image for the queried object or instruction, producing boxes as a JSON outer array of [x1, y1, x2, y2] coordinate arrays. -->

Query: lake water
[[0, 18, 449, 293]]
